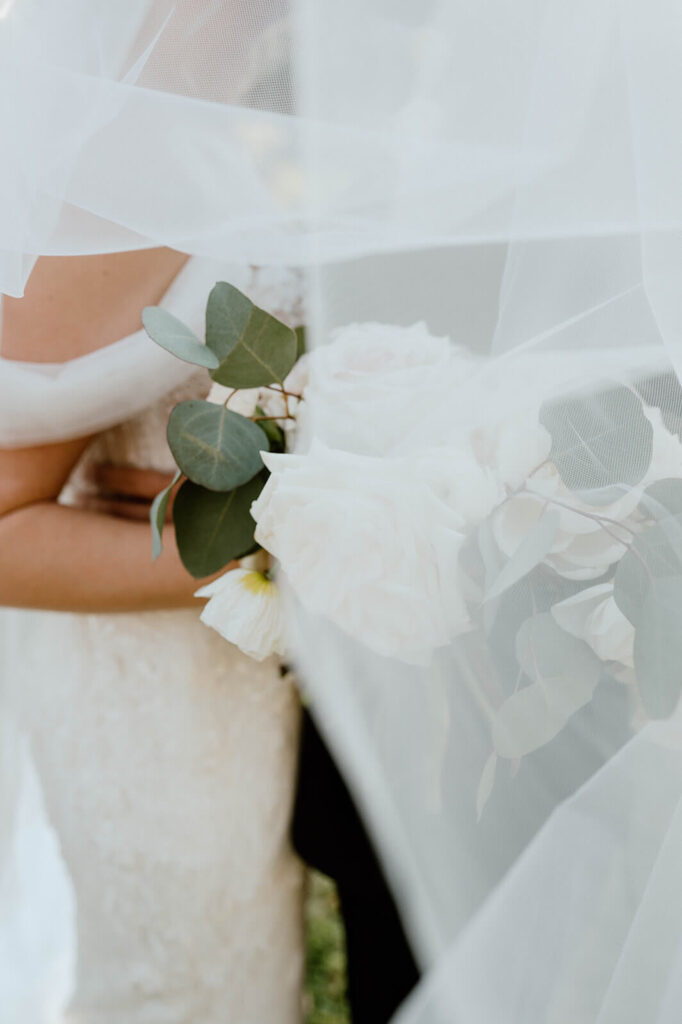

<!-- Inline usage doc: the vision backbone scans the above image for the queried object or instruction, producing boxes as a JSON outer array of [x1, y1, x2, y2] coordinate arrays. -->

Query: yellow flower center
[[239, 571, 275, 596]]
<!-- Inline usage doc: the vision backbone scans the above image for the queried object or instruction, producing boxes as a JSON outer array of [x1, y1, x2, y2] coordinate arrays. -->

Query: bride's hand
[[83, 464, 178, 522]]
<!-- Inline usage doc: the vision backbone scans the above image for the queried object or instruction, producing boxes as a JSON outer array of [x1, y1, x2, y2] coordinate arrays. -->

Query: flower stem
[[264, 384, 303, 400], [253, 414, 296, 422]]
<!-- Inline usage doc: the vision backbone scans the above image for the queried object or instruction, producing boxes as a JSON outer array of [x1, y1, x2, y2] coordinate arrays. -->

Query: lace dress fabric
[[4, 266, 306, 1023]]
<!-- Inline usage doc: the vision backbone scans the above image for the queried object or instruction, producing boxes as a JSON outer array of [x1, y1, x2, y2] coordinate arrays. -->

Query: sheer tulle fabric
[[293, 4, 682, 1022], [3, 2, 682, 1022]]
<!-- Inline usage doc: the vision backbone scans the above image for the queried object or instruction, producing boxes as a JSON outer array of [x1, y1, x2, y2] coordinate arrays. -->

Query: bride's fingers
[[88, 463, 176, 501]]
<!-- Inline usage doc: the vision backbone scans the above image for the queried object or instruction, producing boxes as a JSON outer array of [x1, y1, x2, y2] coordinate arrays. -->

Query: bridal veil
[[3, 1, 682, 1021]]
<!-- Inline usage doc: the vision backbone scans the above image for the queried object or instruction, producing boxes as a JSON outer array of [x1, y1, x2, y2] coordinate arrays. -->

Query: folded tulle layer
[[4, 4, 682, 1024], [2, 0, 682, 295]]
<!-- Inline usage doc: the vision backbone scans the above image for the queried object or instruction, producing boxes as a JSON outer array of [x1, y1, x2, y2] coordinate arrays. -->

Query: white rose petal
[[549, 529, 628, 580], [551, 583, 634, 667], [251, 445, 469, 663], [196, 568, 287, 662], [306, 321, 475, 456], [416, 447, 505, 529], [495, 416, 552, 490], [472, 412, 551, 491], [494, 488, 628, 582]]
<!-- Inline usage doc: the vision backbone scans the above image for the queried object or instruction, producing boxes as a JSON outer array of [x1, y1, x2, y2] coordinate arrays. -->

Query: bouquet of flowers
[[143, 281, 306, 660], [145, 283, 682, 801]]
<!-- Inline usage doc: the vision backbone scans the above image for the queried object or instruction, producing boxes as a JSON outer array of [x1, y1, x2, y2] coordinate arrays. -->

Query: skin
[[0, 249, 234, 613], [83, 464, 178, 522]]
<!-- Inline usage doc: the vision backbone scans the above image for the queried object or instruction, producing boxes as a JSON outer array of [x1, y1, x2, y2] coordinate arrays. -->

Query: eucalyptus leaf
[[173, 472, 266, 578], [540, 385, 653, 496], [493, 682, 570, 759], [476, 752, 497, 822], [149, 469, 181, 561], [477, 519, 504, 634], [254, 406, 286, 453], [613, 514, 682, 625], [206, 282, 297, 388], [142, 307, 219, 369], [639, 479, 682, 520], [515, 613, 601, 692], [167, 399, 268, 492], [485, 509, 559, 601], [633, 577, 682, 718], [295, 325, 307, 360], [635, 369, 682, 436], [493, 613, 601, 758]]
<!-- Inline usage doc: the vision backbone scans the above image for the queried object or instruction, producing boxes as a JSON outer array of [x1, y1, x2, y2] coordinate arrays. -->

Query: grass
[[304, 871, 351, 1024]]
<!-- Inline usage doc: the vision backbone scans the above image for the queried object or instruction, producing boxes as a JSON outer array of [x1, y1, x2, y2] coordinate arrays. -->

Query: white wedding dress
[[0, 260, 305, 1024]]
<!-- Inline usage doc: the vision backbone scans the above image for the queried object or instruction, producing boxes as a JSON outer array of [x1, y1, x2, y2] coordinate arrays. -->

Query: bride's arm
[[0, 250, 227, 612]]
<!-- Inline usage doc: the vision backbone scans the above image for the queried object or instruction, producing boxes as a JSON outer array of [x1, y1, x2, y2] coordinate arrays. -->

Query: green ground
[[304, 871, 350, 1024]]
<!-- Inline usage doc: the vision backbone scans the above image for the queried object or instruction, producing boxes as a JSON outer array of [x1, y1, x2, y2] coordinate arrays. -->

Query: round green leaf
[[633, 577, 682, 718], [295, 325, 307, 360], [515, 613, 602, 692], [142, 307, 219, 369], [540, 385, 653, 495], [173, 472, 266, 578], [167, 399, 268, 492], [206, 281, 297, 388], [492, 613, 602, 758], [254, 405, 286, 453], [635, 370, 682, 436], [639, 478, 682, 520], [613, 514, 682, 625], [485, 509, 559, 601]]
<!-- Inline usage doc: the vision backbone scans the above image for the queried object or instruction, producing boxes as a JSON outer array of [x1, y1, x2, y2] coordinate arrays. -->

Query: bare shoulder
[[0, 248, 190, 511], [1, 248, 189, 363]]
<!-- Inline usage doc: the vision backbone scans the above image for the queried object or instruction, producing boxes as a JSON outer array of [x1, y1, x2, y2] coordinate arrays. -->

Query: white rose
[[251, 445, 469, 663], [471, 411, 552, 491], [551, 583, 634, 667], [415, 446, 505, 529], [196, 568, 287, 662], [306, 321, 475, 456]]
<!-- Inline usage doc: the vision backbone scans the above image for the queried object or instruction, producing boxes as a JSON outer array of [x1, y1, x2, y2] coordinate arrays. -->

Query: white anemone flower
[[196, 568, 287, 662]]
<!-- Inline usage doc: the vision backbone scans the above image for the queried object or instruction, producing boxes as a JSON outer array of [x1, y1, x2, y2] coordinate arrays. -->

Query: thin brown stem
[[253, 414, 296, 422], [533, 494, 655, 585], [264, 384, 303, 401], [223, 389, 241, 409]]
